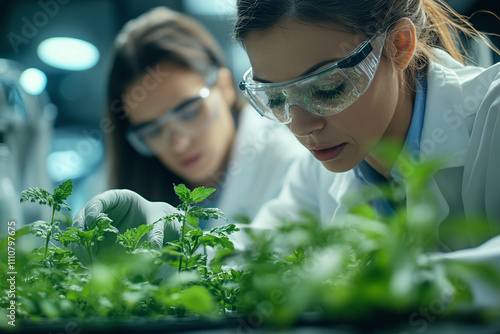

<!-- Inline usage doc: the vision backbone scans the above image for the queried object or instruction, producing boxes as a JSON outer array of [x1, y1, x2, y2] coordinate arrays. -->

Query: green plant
[[20, 180, 73, 263], [3, 151, 500, 331], [163, 184, 228, 272], [1, 180, 241, 324], [59, 213, 118, 264]]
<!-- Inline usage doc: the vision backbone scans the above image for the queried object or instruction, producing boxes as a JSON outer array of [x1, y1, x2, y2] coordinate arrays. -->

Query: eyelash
[[266, 81, 348, 109], [267, 95, 286, 109], [310, 82, 347, 100]]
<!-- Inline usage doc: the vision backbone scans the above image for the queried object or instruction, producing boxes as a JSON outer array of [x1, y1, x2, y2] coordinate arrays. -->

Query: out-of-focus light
[[184, 0, 235, 16], [200, 87, 210, 98], [47, 150, 84, 182], [19, 68, 47, 95], [37, 37, 99, 71]]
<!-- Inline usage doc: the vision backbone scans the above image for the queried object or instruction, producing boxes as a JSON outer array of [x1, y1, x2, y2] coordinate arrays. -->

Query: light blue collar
[[391, 75, 428, 183]]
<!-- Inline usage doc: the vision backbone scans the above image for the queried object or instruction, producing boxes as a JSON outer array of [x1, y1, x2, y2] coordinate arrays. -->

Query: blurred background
[[0, 0, 498, 226]]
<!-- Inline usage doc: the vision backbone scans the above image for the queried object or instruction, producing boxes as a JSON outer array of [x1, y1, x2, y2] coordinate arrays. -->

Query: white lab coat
[[202, 104, 309, 228], [246, 50, 500, 306]]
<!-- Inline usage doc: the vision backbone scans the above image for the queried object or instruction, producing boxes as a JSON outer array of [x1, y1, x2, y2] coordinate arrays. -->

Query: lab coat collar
[[404, 50, 486, 225], [392, 50, 477, 225], [419, 50, 472, 169]]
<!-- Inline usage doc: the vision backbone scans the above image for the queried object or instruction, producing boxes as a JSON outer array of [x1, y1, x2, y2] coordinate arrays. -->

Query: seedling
[[59, 213, 118, 264], [164, 184, 228, 272], [20, 179, 73, 262]]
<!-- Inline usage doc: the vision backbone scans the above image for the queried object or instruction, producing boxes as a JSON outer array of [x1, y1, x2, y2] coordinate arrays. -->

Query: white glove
[[72, 189, 181, 250]]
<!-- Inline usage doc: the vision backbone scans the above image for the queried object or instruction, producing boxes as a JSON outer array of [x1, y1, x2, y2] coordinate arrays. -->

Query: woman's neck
[[365, 78, 416, 179]]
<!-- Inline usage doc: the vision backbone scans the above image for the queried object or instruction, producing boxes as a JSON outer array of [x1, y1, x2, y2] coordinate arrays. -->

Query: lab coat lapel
[[407, 55, 472, 224]]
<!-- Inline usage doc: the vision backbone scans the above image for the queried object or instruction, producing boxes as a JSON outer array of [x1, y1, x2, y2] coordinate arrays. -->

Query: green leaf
[[31, 220, 51, 238], [20, 187, 52, 207], [199, 235, 234, 251], [117, 224, 155, 251], [173, 184, 191, 203], [283, 246, 306, 264], [165, 213, 185, 223], [208, 224, 238, 236], [350, 204, 377, 220], [191, 186, 216, 203], [170, 285, 217, 314], [20, 180, 73, 212], [58, 227, 82, 245], [186, 253, 207, 268], [186, 214, 199, 229], [53, 180, 73, 204], [189, 206, 227, 222]]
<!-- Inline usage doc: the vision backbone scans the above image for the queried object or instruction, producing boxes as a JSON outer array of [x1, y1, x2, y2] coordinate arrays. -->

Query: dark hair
[[234, 0, 497, 80], [106, 6, 242, 205]]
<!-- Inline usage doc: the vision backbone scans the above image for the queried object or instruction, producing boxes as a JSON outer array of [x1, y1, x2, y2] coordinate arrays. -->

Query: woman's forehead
[[244, 20, 364, 83]]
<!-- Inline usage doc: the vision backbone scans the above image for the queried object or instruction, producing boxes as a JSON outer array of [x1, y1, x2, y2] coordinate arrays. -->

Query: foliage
[[2, 151, 500, 330], [233, 147, 500, 327], [19, 180, 73, 263], [0, 181, 240, 326]]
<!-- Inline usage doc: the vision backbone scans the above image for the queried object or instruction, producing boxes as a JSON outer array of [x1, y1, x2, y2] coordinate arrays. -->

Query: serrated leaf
[[31, 220, 51, 238], [283, 246, 306, 264], [53, 180, 73, 203], [165, 213, 184, 223], [191, 187, 216, 203], [190, 206, 227, 222], [173, 184, 191, 203], [20, 187, 52, 207], [208, 223, 238, 236], [200, 235, 234, 251], [58, 227, 82, 245]]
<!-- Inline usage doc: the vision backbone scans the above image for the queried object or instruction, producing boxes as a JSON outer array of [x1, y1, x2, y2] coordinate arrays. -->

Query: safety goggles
[[239, 34, 385, 124], [126, 68, 218, 156]]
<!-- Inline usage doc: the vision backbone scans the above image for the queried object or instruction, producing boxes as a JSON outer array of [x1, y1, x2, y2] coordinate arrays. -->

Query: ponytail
[[418, 0, 498, 66]]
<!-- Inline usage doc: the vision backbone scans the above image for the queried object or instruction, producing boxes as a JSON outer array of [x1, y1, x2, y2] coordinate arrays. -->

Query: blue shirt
[[354, 75, 428, 217]]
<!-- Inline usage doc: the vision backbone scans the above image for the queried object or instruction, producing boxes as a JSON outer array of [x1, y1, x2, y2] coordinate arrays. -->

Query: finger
[[72, 208, 86, 230], [148, 219, 165, 249], [89, 190, 142, 230]]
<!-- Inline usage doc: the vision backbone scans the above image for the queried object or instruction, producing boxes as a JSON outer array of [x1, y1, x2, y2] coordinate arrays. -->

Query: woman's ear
[[215, 67, 237, 107], [387, 18, 416, 70]]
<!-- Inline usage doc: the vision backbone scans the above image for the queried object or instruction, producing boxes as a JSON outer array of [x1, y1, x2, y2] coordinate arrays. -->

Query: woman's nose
[[169, 130, 192, 153], [287, 104, 325, 137]]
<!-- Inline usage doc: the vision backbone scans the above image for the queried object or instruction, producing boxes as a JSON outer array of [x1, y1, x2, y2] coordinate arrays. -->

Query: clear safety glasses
[[239, 34, 385, 124], [126, 68, 219, 156]]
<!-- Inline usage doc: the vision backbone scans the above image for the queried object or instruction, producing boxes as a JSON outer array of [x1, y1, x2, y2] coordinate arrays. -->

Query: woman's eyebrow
[[253, 57, 341, 83]]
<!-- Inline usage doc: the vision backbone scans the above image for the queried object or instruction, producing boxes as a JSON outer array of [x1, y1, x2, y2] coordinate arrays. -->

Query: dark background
[[0, 0, 498, 213]]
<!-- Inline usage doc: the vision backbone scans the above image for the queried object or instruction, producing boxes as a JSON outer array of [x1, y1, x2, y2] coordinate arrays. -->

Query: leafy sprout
[[20, 179, 73, 263]]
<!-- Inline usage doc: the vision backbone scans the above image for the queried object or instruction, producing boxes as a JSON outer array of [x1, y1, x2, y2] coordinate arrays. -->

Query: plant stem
[[178, 207, 188, 272], [43, 207, 56, 263], [44, 230, 51, 263], [86, 244, 93, 264]]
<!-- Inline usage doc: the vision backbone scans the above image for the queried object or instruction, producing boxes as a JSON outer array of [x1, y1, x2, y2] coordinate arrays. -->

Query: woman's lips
[[180, 153, 203, 169], [309, 143, 347, 162]]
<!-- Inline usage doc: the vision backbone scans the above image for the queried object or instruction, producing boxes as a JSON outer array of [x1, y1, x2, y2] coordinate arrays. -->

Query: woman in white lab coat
[[103, 6, 307, 229], [76, 0, 500, 267], [234, 0, 500, 306]]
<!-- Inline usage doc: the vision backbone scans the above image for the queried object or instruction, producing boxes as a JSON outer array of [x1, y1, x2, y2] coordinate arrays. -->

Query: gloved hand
[[72, 189, 181, 251]]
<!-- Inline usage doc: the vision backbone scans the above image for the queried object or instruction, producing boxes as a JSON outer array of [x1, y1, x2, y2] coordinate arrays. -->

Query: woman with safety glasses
[[234, 0, 500, 305], [74, 0, 500, 287], [98, 6, 307, 232]]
